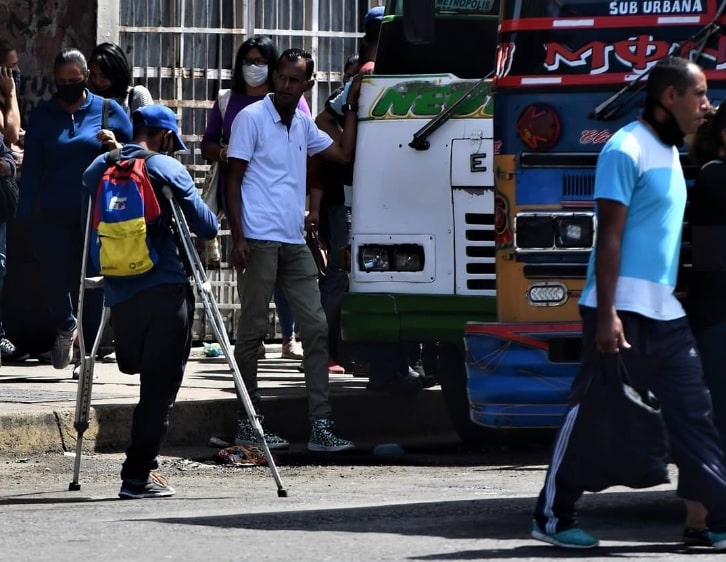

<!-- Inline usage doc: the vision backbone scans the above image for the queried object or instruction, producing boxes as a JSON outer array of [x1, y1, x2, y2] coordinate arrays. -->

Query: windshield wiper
[[589, 0, 726, 121], [409, 75, 492, 151]]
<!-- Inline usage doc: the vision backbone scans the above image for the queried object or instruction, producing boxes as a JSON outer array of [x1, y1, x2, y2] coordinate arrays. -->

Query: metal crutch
[[162, 186, 288, 497], [69, 200, 111, 491]]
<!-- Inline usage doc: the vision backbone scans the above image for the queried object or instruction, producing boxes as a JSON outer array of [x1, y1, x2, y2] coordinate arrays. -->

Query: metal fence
[[113, 0, 377, 184], [105, 0, 380, 339]]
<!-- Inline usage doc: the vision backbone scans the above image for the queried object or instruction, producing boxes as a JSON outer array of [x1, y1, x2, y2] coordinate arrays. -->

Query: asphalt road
[[0, 441, 719, 561]]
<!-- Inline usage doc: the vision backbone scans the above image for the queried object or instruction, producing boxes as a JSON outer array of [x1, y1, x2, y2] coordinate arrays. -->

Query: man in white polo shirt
[[224, 48, 360, 452]]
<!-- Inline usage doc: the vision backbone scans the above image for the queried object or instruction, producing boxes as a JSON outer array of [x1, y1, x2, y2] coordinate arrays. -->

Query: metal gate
[[101, 0, 380, 339]]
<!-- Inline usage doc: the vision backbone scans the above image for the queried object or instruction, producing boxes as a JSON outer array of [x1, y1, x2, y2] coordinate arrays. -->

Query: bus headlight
[[515, 212, 595, 252], [528, 283, 568, 306], [360, 246, 390, 271], [359, 244, 425, 272], [515, 215, 554, 249], [555, 215, 594, 249], [393, 245, 424, 271]]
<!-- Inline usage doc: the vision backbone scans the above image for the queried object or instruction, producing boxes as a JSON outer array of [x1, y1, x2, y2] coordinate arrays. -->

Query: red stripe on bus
[[500, 13, 714, 32], [496, 69, 724, 88]]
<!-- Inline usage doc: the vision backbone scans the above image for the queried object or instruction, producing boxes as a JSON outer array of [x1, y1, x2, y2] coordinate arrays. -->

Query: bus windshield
[[388, 0, 500, 17], [496, 0, 725, 89], [376, 0, 500, 77]]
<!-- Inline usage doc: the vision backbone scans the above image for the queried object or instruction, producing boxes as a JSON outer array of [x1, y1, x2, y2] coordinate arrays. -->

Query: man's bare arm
[[594, 198, 631, 353], [315, 109, 342, 142], [317, 74, 362, 164], [224, 157, 250, 268]]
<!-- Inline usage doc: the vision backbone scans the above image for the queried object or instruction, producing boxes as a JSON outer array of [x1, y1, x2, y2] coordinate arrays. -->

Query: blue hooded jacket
[[83, 143, 218, 306]]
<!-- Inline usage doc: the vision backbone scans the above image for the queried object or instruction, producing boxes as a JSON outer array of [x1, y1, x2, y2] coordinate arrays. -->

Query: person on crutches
[[82, 105, 218, 498]]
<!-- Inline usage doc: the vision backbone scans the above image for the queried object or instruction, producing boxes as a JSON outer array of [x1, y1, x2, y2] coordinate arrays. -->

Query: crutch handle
[[83, 276, 104, 289], [162, 185, 173, 200]]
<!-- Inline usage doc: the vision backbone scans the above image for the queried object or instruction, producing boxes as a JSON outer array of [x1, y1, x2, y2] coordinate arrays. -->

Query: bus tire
[[436, 341, 497, 446]]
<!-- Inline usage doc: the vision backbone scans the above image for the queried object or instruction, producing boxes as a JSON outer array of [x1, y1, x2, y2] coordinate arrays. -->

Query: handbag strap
[[217, 89, 231, 146], [218, 89, 231, 118], [596, 352, 635, 387], [101, 98, 110, 129]]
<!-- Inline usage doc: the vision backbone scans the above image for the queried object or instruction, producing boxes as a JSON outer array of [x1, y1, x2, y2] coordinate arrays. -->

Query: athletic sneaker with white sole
[[119, 471, 175, 499], [307, 418, 354, 452], [235, 417, 290, 450], [51, 327, 77, 369], [531, 521, 599, 549], [707, 531, 726, 550]]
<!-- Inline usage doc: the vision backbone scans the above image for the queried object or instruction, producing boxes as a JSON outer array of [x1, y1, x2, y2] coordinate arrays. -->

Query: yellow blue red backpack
[[91, 148, 162, 277]]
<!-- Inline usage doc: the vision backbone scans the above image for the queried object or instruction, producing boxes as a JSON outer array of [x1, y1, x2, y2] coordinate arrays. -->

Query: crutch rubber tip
[[277, 488, 288, 497], [68, 482, 81, 491]]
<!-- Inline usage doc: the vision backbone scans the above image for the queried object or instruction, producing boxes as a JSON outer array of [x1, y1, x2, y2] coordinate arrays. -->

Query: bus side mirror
[[403, 0, 435, 45]]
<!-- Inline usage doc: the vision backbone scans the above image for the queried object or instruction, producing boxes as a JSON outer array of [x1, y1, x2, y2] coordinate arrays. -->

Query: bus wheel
[[437, 341, 497, 446]]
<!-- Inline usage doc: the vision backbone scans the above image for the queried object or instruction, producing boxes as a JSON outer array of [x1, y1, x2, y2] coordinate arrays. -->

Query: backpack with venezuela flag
[[91, 148, 162, 277]]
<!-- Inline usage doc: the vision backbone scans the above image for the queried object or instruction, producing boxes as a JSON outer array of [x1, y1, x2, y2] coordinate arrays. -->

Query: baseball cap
[[132, 104, 188, 151], [364, 6, 384, 25]]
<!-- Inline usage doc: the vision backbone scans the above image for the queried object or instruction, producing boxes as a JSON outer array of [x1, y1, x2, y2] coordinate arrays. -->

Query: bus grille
[[464, 212, 496, 293], [562, 174, 595, 201]]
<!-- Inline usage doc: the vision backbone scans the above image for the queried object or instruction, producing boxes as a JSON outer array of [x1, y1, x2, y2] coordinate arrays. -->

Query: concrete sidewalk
[[0, 343, 454, 456]]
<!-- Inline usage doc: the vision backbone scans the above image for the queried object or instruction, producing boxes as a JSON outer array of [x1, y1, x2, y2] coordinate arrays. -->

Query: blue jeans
[[0, 220, 7, 338], [325, 204, 350, 272], [29, 213, 103, 349], [274, 287, 294, 339]]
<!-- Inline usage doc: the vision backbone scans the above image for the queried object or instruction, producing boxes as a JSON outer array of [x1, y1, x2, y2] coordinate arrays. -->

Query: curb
[[0, 387, 453, 456]]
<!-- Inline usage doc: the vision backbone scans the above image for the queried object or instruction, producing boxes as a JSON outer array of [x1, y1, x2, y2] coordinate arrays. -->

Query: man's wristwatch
[[342, 102, 359, 114]]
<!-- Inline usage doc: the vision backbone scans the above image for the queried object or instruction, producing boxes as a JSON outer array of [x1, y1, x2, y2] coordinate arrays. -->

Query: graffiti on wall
[[0, 0, 96, 120]]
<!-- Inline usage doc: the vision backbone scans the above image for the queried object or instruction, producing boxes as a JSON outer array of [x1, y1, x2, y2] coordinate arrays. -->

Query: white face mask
[[243, 64, 268, 88]]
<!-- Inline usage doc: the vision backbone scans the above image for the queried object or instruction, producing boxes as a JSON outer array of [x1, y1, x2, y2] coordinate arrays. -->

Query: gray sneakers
[[235, 417, 290, 450], [308, 418, 354, 452], [235, 417, 354, 452], [51, 328, 77, 370], [119, 471, 175, 499]]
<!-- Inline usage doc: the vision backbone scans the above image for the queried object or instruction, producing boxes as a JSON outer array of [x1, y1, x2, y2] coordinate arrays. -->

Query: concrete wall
[[0, 0, 96, 121]]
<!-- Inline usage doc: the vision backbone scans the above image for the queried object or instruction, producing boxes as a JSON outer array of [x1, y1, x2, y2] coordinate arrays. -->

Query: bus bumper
[[464, 321, 581, 429], [340, 293, 497, 343]]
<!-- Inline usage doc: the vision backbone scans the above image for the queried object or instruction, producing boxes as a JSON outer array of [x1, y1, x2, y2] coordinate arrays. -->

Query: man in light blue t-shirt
[[531, 57, 726, 551]]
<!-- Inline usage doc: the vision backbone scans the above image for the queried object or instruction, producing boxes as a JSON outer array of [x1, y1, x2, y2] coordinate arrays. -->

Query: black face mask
[[642, 96, 685, 147], [89, 83, 111, 95], [55, 80, 86, 104]]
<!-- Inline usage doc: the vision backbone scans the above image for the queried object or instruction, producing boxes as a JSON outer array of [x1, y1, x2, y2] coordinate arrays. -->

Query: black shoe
[[0, 338, 29, 363], [406, 366, 437, 388], [119, 471, 175, 499], [367, 372, 423, 393], [683, 527, 711, 546], [420, 375, 437, 388]]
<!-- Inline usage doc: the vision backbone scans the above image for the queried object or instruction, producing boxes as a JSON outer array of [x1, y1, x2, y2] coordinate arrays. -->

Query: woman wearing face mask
[[88, 42, 153, 117], [17, 48, 132, 378], [201, 35, 310, 213], [200, 35, 310, 371]]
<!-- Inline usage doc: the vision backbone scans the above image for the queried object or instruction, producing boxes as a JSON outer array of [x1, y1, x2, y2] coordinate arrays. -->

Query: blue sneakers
[[706, 531, 726, 551], [683, 527, 710, 546], [531, 521, 599, 549], [683, 528, 726, 550]]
